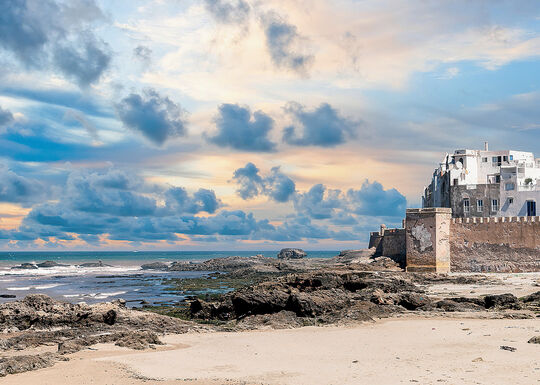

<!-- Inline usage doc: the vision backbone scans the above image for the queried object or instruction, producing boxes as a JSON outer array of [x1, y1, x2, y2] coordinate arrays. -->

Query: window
[[510, 155, 514, 161], [463, 198, 470, 214], [453, 178, 458, 186], [492, 199, 499, 212], [508, 197, 514, 205], [492, 156, 502, 166], [495, 175, 501, 183], [477, 199, 483, 212], [505, 182, 515, 191], [503, 156, 508, 162], [482, 157, 488, 163]]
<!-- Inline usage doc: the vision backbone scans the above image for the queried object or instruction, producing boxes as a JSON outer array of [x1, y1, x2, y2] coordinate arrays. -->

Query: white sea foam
[[6, 283, 64, 291], [88, 291, 127, 299], [63, 294, 81, 298], [0, 265, 141, 277]]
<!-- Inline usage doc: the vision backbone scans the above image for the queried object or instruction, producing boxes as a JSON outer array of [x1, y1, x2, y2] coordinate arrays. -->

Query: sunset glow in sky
[[1, 0, 540, 250]]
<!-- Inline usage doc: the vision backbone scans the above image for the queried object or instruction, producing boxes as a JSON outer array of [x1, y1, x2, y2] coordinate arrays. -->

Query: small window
[[510, 155, 514, 161], [463, 198, 470, 214], [477, 199, 483, 212], [503, 156, 508, 162], [482, 157, 488, 163], [495, 175, 501, 183], [492, 199, 499, 212], [453, 178, 458, 186], [505, 182, 515, 191], [508, 197, 514, 205]]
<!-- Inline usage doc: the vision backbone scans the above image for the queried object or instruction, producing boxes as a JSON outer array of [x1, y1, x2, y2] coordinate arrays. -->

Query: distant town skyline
[[1, 0, 540, 250]]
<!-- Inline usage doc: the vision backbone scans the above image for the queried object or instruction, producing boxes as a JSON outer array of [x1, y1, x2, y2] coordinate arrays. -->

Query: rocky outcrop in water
[[277, 248, 307, 259]]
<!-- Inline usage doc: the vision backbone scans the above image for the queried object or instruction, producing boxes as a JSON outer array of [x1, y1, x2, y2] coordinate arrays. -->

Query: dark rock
[[0, 294, 16, 299], [397, 293, 431, 310], [277, 248, 307, 259], [36, 261, 68, 268], [141, 262, 169, 270], [10, 263, 38, 270], [79, 260, 112, 268], [484, 293, 521, 309], [528, 336, 540, 344], [103, 309, 117, 325]]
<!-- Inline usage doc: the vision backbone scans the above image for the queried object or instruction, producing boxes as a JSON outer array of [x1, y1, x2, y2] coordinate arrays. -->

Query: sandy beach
[[3, 316, 539, 385]]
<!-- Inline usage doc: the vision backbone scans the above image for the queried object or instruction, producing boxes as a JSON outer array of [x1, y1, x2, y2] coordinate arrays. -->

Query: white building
[[423, 143, 540, 217]]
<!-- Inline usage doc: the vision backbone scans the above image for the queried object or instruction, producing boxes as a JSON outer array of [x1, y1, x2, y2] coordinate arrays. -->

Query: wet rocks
[[141, 262, 169, 270], [36, 261, 68, 268], [0, 294, 16, 298], [79, 260, 112, 268], [278, 248, 307, 259], [10, 263, 38, 270]]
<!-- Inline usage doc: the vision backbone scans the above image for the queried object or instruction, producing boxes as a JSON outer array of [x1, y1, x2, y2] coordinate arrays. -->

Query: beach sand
[[4, 316, 539, 385]]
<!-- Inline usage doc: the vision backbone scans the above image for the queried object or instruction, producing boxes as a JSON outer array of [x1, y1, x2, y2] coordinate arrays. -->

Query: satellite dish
[[455, 161, 463, 170]]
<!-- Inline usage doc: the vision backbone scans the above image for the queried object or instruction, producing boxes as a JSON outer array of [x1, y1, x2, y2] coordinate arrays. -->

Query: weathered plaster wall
[[450, 217, 540, 272], [405, 208, 451, 273]]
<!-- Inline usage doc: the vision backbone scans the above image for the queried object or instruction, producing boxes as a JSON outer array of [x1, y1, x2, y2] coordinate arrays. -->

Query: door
[[527, 201, 536, 216]]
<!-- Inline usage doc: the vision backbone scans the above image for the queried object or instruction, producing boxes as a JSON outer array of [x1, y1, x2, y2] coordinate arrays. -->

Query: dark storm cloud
[[260, 12, 313, 73], [203, 0, 250, 25], [232, 163, 295, 202], [283, 102, 358, 147], [53, 32, 112, 87], [116, 89, 188, 146], [207, 104, 276, 152]]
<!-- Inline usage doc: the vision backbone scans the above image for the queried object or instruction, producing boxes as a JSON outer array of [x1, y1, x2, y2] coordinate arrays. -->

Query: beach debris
[[500, 345, 517, 352], [472, 357, 483, 362]]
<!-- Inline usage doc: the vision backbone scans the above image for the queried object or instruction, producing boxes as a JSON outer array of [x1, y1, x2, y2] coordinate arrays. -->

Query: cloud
[[133, 45, 152, 65], [203, 0, 250, 25], [0, 106, 14, 127], [0, 163, 45, 205], [283, 102, 358, 147], [165, 187, 221, 214], [294, 180, 406, 222], [116, 89, 188, 145], [232, 162, 295, 202], [63, 109, 99, 140], [53, 31, 111, 87], [207, 104, 276, 152], [347, 180, 407, 217], [260, 12, 313, 73], [293, 184, 342, 220], [0, 0, 109, 86]]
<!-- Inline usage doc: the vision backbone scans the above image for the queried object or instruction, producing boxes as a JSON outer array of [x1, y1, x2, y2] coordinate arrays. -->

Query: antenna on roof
[[484, 141, 489, 151]]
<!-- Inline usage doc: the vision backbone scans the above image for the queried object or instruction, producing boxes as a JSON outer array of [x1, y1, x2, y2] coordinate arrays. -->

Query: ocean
[[0, 250, 337, 308]]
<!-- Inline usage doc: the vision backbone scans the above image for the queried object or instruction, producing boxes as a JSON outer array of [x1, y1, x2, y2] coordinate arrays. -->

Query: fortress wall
[[450, 216, 540, 272]]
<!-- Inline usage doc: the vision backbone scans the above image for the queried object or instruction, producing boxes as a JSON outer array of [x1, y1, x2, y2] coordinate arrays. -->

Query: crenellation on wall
[[370, 208, 540, 273]]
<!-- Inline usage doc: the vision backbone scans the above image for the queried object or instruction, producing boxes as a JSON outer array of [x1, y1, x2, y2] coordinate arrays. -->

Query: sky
[[1, 0, 540, 251]]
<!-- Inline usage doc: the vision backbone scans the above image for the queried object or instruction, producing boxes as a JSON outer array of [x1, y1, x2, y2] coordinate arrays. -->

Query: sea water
[[0, 251, 337, 307]]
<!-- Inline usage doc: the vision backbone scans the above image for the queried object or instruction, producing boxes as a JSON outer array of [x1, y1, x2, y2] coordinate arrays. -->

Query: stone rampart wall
[[450, 216, 540, 272]]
